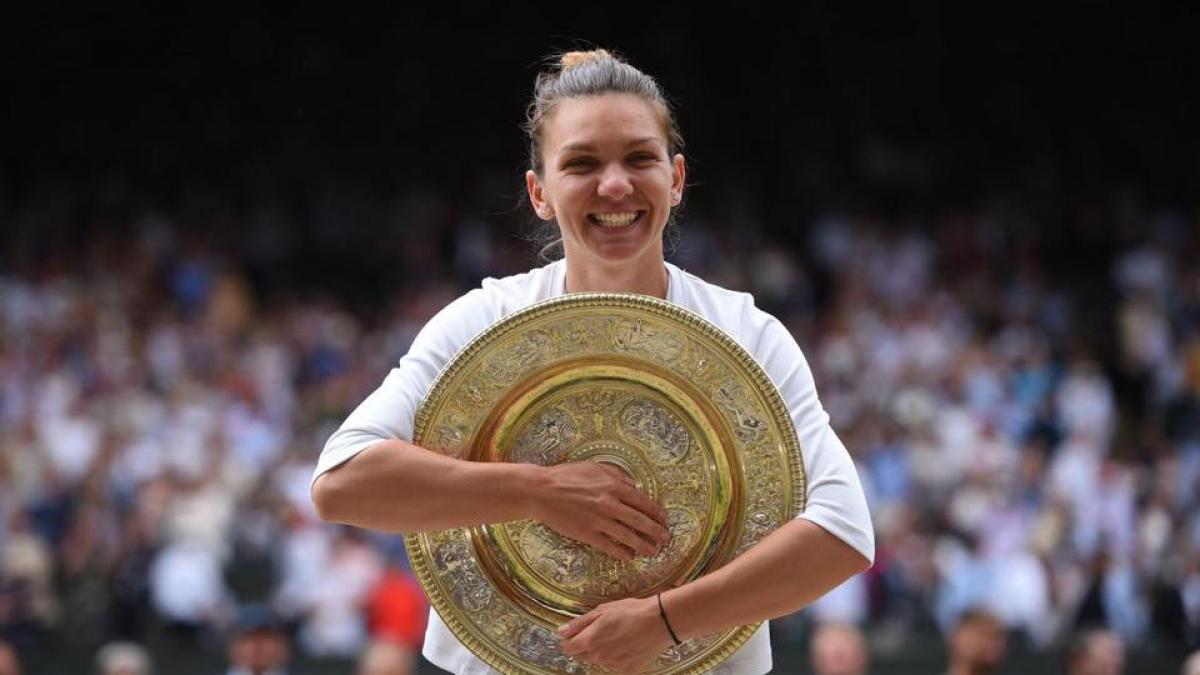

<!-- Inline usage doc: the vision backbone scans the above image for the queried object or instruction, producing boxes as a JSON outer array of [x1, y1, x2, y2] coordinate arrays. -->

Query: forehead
[[544, 93, 667, 153]]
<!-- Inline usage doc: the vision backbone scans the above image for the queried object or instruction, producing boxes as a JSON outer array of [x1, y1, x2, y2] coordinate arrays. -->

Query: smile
[[587, 211, 644, 228]]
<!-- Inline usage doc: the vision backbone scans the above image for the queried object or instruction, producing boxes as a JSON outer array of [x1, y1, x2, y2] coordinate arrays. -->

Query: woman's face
[[526, 93, 685, 268]]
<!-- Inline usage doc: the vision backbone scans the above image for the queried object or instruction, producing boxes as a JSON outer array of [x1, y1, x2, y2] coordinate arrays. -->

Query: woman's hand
[[559, 596, 674, 673], [530, 462, 671, 561]]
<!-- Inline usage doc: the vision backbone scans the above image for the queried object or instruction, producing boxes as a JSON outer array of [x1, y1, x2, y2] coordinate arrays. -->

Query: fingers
[[541, 461, 671, 560], [616, 483, 670, 528], [615, 500, 671, 546], [601, 521, 657, 557], [597, 467, 670, 549], [560, 614, 606, 662], [597, 463, 636, 487], [558, 609, 601, 639], [584, 530, 635, 561]]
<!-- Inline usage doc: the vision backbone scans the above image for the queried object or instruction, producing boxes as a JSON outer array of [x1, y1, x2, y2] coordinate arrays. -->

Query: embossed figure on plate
[[485, 329, 552, 383], [520, 523, 592, 587], [619, 399, 691, 464], [511, 408, 578, 465], [612, 318, 685, 363], [517, 625, 584, 673], [436, 541, 494, 612], [713, 379, 766, 444]]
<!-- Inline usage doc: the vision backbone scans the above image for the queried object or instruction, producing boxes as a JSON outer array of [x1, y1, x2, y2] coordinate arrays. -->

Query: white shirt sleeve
[[746, 310, 876, 564], [311, 288, 497, 485]]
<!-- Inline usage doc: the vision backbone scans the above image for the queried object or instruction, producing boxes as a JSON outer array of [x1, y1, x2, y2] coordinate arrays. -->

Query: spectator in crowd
[[94, 640, 153, 675], [809, 622, 869, 675], [224, 605, 290, 675], [944, 609, 1006, 675], [365, 561, 428, 654], [1064, 628, 1125, 675], [356, 641, 415, 675], [1182, 649, 1200, 675], [0, 641, 20, 675]]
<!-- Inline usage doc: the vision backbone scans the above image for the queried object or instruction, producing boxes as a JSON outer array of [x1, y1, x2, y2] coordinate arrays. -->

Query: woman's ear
[[526, 170, 555, 220], [670, 154, 686, 205]]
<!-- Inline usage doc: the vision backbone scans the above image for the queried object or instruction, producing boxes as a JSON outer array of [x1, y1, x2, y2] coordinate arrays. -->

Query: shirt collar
[[551, 259, 677, 303]]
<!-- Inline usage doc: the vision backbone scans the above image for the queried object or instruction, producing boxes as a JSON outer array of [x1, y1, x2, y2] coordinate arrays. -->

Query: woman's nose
[[596, 163, 634, 199]]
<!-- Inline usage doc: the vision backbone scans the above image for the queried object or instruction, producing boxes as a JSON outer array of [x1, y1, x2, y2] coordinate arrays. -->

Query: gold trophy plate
[[405, 293, 805, 674]]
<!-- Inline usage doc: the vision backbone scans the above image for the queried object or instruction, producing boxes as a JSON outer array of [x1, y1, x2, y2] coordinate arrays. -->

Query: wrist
[[659, 587, 698, 642], [515, 463, 550, 521], [656, 593, 682, 646]]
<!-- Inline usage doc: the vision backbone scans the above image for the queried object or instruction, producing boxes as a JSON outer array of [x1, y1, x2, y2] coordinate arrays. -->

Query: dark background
[[5, 3, 1197, 295]]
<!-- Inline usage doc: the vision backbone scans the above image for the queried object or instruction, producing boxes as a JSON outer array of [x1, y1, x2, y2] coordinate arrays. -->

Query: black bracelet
[[657, 593, 682, 646]]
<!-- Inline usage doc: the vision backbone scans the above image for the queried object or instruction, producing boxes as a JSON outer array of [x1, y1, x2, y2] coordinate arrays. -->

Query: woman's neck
[[563, 258, 669, 299]]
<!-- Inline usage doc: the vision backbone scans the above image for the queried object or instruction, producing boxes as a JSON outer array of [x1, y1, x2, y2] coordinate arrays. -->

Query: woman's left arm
[[560, 311, 874, 673], [558, 519, 869, 672]]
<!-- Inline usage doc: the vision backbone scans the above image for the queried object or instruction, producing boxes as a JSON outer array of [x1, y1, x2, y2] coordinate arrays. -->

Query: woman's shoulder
[[477, 259, 563, 309], [668, 263, 780, 343], [412, 261, 562, 353]]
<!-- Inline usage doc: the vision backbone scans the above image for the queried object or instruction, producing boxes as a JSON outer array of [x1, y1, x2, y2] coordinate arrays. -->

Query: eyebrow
[[559, 137, 663, 154]]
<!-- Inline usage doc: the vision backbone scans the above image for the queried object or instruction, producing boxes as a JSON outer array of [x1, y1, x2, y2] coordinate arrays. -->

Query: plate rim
[[406, 292, 806, 674]]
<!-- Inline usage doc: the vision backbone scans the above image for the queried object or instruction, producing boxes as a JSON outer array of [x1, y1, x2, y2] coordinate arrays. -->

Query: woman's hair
[[523, 48, 685, 261]]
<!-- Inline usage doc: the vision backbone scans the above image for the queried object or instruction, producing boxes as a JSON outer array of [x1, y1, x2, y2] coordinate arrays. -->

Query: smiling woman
[[526, 91, 685, 296], [523, 50, 686, 279], [310, 49, 874, 675]]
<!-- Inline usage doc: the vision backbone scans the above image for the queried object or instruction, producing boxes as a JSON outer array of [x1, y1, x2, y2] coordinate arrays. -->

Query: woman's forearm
[[311, 439, 542, 533], [661, 518, 871, 639]]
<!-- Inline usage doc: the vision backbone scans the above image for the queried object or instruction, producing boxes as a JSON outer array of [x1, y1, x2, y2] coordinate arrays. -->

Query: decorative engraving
[[659, 637, 713, 665], [666, 506, 702, 557], [612, 318, 685, 363], [746, 510, 779, 542], [658, 465, 706, 494], [517, 625, 586, 673], [684, 346, 715, 381], [463, 381, 490, 407], [619, 399, 691, 464], [550, 321, 596, 358], [435, 541, 494, 611], [521, 523, 592, 587], [434, 423, 467, 458], [485, 329, 552, 383], [512, 408, 578, 465], [713, 380, 766, 444], [575, 389, 615, 414]]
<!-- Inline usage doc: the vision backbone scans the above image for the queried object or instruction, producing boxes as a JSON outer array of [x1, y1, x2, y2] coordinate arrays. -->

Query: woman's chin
[[582, 238, 665, 267]]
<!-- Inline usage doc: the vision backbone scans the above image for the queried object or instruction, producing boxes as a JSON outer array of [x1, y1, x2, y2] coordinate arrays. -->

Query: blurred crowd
[[1, 188, 437, 673], [675, 196, 1200, 663], [2, 174, 1199, 673]]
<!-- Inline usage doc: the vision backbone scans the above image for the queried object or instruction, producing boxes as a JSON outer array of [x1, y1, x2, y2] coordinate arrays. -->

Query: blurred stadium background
[[2, 4, 1198, 674]]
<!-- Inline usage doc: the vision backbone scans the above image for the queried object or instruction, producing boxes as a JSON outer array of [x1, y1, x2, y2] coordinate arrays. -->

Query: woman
[[311, 49, 874, 674]]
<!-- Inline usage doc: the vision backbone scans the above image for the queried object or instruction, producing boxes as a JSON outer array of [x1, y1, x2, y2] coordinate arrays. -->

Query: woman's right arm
[[309, 288, 668, 559], [311, 439, 541, 531], [311, 440, 671, 561]]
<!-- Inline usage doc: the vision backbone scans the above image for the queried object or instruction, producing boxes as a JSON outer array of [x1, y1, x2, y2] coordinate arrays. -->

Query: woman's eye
[[629, 154, 658, 164], [563, 158, 595, 170]]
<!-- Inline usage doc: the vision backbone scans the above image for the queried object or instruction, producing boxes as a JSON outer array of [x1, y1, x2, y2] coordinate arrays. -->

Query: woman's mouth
[[587, 211, 644, 229]]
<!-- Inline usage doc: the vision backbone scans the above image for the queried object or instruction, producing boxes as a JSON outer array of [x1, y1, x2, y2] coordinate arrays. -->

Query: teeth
[[592, 212, 638, 227]]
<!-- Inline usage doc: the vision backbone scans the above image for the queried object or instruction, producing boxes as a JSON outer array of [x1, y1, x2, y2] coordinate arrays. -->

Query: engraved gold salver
[[405, 293, 806, 674]]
